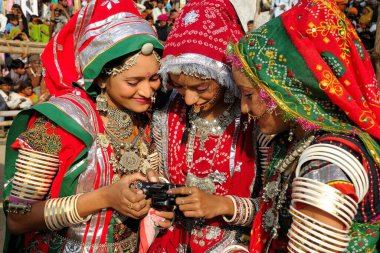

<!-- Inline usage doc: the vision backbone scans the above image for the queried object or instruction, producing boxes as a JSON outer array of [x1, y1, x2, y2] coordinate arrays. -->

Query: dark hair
[[146, 15, 154, 21], [247, 20, 254, 25], [10, 59, 25, 69], [30, 15, 39, 22], [0, 77, 13, 86], [7, 14, 17, 22], [19, 81, 33, 91]]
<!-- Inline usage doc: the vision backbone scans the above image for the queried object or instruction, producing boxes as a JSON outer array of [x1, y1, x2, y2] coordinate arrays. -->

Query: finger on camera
[[158, 219, 172, 229], [175, 196, 194, 206], [168, 186, 195, 195], [182, 210, 203, 218]]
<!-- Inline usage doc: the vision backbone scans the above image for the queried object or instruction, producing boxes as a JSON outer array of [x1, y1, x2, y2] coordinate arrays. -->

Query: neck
[[199, 98, 230, 121], [294, 125, 307, 141]]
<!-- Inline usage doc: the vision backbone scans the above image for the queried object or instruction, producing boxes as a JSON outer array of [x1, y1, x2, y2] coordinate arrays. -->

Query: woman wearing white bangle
[[3, 1, 164, 252], [231, 0, 380, 251]]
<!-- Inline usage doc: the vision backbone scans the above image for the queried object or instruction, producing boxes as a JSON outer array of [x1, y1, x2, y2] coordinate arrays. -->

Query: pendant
[[112, 173, 121, 184], [119, 151, 141, 173], [262, 207, 275, 232]]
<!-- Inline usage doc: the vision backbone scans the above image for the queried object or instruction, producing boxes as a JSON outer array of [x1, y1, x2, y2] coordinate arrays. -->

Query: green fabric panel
[[58, 149, 87, 197], [82, 34, 164, 96]]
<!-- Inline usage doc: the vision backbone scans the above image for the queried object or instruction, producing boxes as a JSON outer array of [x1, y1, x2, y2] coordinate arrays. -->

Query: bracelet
[[44, 194, 92, 231], [3, 198, 32, 214], [223, 195, 237, 223]]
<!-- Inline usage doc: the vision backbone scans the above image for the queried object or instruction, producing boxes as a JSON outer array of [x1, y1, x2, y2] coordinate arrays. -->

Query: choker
[[106, 107, 134, 140]]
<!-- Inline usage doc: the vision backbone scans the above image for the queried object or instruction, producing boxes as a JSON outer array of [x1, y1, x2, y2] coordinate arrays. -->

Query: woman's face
[[101, 53, 160, 113], [232, 68, 289, 135], [169, 73, 223, 112]]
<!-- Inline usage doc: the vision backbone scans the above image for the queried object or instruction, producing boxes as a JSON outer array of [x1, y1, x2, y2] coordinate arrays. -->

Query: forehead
[[169, 73, 209, 86]]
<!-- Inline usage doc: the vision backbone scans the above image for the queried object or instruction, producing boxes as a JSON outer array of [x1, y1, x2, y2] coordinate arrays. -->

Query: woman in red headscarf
[[232, 0, 380, 251], [3, 1, 165, 252], [148, 0, 259, 252]]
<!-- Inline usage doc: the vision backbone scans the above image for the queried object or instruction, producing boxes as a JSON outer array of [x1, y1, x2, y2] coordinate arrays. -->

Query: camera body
[[136, 181, 183, 211]]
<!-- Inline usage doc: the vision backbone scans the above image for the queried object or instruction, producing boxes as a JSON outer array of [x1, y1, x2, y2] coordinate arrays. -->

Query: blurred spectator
[[347, 7, 359, 27], [11, 4, 29, 37], [50, 3, 70, 38], [4, 14, 28, 41], [18, 81, 38, 105], [152, 0, 166, 22], [26, 54, 43, 92], [156, 13, 170, 42], [134, 0, 146, 13], [6, 59, 30, 85], [247, 20, 254, 32], [271, 0, 292, 17], [146, 14, 155, 27], [28, 15, 50, 42], [0, 77, 31, 109], [168, 9, 178, 25], [0, 93, 8, 111], [359, 6, 374, 26], [58, 0, 73, 17], [0, 13, 8, 34]]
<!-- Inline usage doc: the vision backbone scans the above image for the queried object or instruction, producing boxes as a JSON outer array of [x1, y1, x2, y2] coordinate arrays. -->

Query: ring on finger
[[188, 188, 192, 195], [128, 202, 133, 209], [181, 199, 185, 205]]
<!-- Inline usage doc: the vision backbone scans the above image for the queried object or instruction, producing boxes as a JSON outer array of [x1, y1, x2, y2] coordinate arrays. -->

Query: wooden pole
[[0, 39, 47, 55], [373, 4, 380, 84]]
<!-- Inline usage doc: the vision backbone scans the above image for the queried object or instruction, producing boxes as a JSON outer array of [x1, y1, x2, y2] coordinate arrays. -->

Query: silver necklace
[[186, 101, 239, 166], [106, 107, 134, 140]]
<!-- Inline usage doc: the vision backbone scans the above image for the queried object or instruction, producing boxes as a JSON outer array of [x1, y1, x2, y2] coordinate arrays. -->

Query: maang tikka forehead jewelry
[[103, 43, 161, 76]]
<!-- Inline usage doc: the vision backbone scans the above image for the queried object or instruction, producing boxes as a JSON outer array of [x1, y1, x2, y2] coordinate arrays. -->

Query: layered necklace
[[97, 107, 154, 182], [186, 101, 240, 166]]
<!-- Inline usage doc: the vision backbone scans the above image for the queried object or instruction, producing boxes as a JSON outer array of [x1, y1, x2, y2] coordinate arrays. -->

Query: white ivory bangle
[[223, 195, 237, 223], [296, 152, 364, 202], [291, 192, 353, 228]]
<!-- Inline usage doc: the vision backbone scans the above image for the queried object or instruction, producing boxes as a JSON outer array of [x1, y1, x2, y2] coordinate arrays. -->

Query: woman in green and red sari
[[231, 0, 380, 251], [2, 0, 165, 252]]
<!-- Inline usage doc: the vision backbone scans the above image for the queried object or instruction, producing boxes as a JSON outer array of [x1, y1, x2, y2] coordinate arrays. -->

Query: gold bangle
[[16, 159, 58, 174], [19, 148, 59, 160], [18, 154, 60, 168]]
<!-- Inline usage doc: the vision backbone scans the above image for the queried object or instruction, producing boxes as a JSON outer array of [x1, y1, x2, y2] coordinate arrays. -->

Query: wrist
[[217, 195, 234, 216]]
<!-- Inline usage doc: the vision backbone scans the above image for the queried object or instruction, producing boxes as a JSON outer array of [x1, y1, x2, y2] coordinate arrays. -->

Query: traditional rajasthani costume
[[2, 1, 163, 252], [149, 0, 259, 252], [233, 0, 380, 252]]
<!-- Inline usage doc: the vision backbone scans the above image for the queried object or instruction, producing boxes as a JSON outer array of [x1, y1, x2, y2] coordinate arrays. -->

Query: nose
[[183, 90, 199, 106], [138, 80, 154, 98], [240, 99, 249, 114]]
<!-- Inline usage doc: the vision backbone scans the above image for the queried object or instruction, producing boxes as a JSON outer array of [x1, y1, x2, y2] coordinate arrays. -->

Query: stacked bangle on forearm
[[44, 194, 92, 231], [10, 148, 59, 204], [288, 177, 357, 252], [223, 195, 258, 226], [288, 206, 350, 252]]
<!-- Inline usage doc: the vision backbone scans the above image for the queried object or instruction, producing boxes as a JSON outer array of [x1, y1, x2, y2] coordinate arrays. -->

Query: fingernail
[[167, 190, 172, 194]]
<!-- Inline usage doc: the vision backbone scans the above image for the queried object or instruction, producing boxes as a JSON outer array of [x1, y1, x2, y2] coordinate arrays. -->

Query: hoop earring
[[96, 88, 108, 113]]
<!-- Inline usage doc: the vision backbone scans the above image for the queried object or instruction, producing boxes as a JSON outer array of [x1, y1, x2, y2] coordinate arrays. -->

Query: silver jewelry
[[103, 43, 161, 76], [96, 89, 108, 113], [106, 107, 134, 140]]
